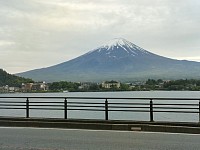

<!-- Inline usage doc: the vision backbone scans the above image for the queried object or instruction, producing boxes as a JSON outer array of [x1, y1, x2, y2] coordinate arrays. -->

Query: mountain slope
[[17, 38, 200, 82]]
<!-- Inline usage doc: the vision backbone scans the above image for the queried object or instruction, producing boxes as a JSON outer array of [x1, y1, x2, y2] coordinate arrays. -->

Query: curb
[[130, 124, 200, 134], [0, 117, 200, 134]]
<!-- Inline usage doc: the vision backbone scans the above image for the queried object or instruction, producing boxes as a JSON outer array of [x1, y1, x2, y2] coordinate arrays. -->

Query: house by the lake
[[102, 81, 121, 89]]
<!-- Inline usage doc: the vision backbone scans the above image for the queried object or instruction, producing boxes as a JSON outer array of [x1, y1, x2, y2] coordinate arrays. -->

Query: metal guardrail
[[0, 97, 200, 122]]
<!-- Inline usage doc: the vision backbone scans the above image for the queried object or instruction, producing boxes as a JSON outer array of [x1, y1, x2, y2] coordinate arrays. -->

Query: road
[[0, 127, 200, 150]]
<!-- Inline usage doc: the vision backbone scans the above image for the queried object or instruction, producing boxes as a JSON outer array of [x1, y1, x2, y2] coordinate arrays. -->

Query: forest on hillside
[[0, 69, 34, 87]]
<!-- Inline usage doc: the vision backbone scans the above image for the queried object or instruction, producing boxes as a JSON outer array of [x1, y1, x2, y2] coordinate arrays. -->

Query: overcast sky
[[0, 0, 200, 74]]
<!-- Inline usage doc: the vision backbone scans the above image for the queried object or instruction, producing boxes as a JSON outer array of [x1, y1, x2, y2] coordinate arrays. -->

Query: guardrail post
[[199, 100, 200, 123], [64, 98, 67, 119], [105, 99, 108, 120], [150, 99, 154, 122], [26, 98, 29, 118]]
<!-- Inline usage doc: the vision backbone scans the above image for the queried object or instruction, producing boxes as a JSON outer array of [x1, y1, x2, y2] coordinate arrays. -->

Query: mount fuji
[[17, 38, 200, 82]]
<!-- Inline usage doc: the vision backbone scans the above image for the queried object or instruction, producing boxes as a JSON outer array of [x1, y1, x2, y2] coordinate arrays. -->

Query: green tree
[[0, 69, 34, 87]]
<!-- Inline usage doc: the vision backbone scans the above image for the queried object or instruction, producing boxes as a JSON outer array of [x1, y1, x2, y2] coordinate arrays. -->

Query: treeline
[[163, 79, 200, 90], [0, 69, 34, 87], [49, 81, 80, 92], [48, 79, 200, 92], [144, 79, 200, 91], [48, 81, 130, 92]]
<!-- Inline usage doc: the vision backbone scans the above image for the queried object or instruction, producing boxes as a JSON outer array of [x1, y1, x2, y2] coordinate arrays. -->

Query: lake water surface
[[0, 91, 200, 122]]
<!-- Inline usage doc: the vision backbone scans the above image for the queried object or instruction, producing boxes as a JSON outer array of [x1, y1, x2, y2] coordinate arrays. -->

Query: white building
[[102, 81, 121, 89]]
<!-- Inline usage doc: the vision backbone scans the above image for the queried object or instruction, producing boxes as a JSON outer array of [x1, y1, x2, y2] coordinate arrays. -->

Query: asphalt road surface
[[0, 127, 200, 150]]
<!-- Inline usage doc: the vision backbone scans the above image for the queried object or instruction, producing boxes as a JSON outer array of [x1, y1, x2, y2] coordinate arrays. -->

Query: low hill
[[0, 69, 34, 87]]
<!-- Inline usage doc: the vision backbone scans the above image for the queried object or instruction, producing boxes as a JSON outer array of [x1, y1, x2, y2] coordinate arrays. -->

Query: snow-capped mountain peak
[[103, 38, 130, 49], [17, 38, 200, 82], [88, 38, 151, 57]]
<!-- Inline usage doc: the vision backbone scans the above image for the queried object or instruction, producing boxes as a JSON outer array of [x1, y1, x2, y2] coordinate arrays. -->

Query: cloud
[[0, 40, 15, 47], [0, 0, 200, 73]]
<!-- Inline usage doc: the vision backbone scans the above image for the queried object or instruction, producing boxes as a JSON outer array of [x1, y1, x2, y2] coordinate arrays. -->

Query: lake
[[0, 91, 200, 122]]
